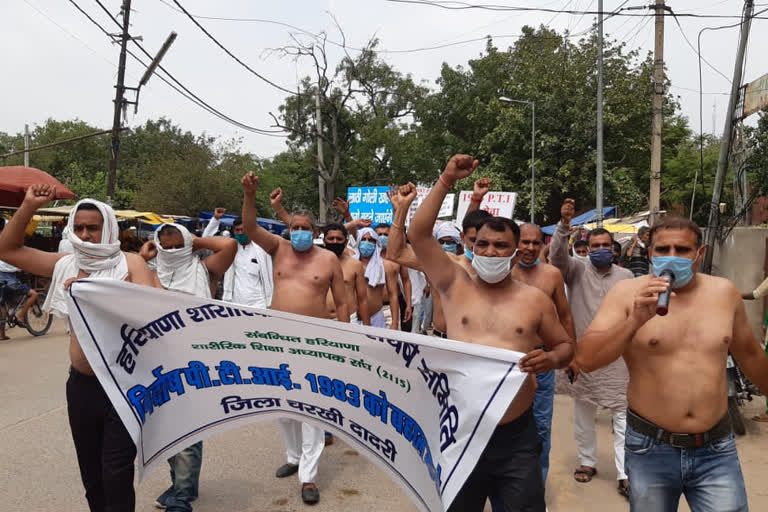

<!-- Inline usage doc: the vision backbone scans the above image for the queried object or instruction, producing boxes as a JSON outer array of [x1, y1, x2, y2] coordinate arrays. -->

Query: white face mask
[[471, 254, 513, 284], [573, 254, 589, 263]]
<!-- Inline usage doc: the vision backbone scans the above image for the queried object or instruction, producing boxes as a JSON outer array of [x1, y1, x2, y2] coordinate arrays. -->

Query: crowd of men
[[0, 153, 767, 512]]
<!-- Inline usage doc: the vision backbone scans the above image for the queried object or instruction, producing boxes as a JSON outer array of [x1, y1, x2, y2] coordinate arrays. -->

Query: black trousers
[[67, 367, 136, 512], [448, 408, 545, 512]]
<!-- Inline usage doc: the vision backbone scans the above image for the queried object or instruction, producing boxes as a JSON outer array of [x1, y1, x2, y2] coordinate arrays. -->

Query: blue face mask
[[441, 242, 457, 253], [290, 230, 313, 252], [359, 240, 376, 258], [589, 247, 614, 268], [464, 248, 473, 261], [378, 235, 388, 250], [652, 256, 696, 289], [518, 257, 540, 268]]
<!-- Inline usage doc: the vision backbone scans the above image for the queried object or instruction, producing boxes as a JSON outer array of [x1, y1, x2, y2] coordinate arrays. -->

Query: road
[[1, 323, 767, 511]]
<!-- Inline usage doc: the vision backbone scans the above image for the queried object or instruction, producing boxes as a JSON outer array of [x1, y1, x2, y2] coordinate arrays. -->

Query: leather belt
[[627, 409, 732, 449], [432, 329, 448, 339]]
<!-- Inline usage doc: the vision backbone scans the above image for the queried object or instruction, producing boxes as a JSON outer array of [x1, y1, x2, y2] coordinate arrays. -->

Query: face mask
[[233, 233, 249, 245], [652, 256, 696, 289], [472, 254, 513, 284], [324, 242, 346, 257], [290, 230, 313, 252], [464, 248, 473, 261], [518, 257, 540, 268], [589, 247, 614, 268], [359, 240, 376, 258], [378, 235, 388, 250], [573, 253, 589, 262], [441, 242, 457, 253]]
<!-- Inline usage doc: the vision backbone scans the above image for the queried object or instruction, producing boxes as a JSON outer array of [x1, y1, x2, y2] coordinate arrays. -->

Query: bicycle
[[0, 281, 53, 337]]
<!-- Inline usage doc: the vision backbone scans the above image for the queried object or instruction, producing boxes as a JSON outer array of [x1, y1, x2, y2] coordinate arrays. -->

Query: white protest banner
[[405, 187, 455, 227], [455, 190, 517, 227], [67, 280, 526, 512]]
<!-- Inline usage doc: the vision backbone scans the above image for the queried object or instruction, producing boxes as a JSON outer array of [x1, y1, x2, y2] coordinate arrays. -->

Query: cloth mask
[[589, 247, 614, 268], [378, 235, 389, 250], [518, 257, 541, 268], [464, 248, 473, 261], [233, 233, 249, 245], [359, 240, 376, 258], [573, 253, 589, 263], [652, 256, 696, 289], [325, 243, 346, 257], [471, 254, 513, 284], [441, 242, 457, 253], [291, 230, 313, 252]]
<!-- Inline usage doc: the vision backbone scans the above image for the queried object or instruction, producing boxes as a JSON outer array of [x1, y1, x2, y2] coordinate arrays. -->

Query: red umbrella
[[0, 166, 76, 207]]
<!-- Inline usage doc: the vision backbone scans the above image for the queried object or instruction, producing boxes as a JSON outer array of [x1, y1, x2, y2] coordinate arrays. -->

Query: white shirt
[[0, 259, 20, 273], [408, 268, 427, 306], [228, 243, 272, 309]]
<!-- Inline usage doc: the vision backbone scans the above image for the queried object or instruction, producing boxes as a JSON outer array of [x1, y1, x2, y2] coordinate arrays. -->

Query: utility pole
[[24, 124, 30, 167], [315, 90, 327, 224], [702, 0, 754, 274], [596, 0, 605, 228], [649, 0, 665, 227], [107, 0, 133, 204]]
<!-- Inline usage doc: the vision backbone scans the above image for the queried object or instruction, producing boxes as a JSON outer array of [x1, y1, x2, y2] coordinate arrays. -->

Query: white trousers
[[573, 398, 628, 480], [278, 419, 324, 483]]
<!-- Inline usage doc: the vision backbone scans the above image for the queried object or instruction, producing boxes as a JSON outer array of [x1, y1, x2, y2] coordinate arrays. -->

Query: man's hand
[[442, 154, 480, 184], [23, 184, 57, 209], [270, 188, 284, 209], [351, 218, 373, 229], [742, 292, 755, 300], [213, 207, 226, 220], [139, 241, 158, 262], [403, 305, 412, 323], [561, 199, 575, 226], [566, 361, 581, 383], [241, 172, 259, 196], [389, 182, 417, 212], [631, 276, 671, 327], [473, 178, 491, 200], [332, 197, 350, 217], [520, 349, 558, 374]]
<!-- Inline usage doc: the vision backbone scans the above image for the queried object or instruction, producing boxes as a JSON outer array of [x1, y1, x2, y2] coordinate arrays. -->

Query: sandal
[[618, 480, 630, 499], [574, 466, 597, 483]]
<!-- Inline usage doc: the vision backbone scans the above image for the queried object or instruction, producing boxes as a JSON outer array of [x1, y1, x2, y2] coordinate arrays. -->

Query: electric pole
[[107, 0, 133, 204], [649, 0, 665, 226], [596, 0, 605, 227], [24, 124, 30, 167], [316, 90, 327, 224], [702, 0, 754, 274]]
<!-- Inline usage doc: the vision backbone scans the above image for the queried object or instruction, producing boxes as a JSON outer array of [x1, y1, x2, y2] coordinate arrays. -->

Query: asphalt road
[[2, 323, 767, 512]]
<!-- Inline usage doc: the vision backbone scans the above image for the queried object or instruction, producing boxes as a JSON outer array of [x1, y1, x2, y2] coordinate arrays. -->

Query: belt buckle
[[668, 433, 690, 449]]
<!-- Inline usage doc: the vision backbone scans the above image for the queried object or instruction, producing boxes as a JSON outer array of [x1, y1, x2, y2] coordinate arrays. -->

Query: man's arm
[[196, 236, 238, 278], [465, 177, 491, 215], [354, 263, 371, 325], [549, 199, 579, 282], [387, 183, 423, 270], [0, 185, 64, 277], [125, 252, 159, 287], [409, 155, 478, 294], [329, 258, 350, 323], [731, 287, 768, 395], [742, 275, 768, 300], [575, 277, 670, 372], [385, 266, 400, 330], [552, 272, 577, 340], [270, 188, 292, 226], [202, 208, 226, 238], [241, 173, 282, 255], [520, 293, 575, 373]]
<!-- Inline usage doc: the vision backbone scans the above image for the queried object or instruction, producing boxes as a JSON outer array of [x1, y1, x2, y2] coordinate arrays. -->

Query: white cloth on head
[[43, 199, 128, 318], [355, 227, 386, 287], [154, 223, 211, 298], [58, 227, 73, 253], [433, 222, 461, 244]]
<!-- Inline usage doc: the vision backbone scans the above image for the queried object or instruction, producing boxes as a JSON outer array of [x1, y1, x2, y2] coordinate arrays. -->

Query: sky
[[2, 0, 767, 159]]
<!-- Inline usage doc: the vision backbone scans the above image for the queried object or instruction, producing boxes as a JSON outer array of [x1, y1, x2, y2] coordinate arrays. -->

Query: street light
[[499, 96, 535, 223]]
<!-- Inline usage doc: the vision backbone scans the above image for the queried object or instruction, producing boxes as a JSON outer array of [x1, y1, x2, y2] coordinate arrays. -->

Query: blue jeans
[[625, 424, 748, 512], [166, 441, 203, 512]]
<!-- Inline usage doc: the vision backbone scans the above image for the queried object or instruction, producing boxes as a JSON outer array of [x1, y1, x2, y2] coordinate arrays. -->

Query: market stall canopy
[[0, 166, 76, 207], [35, 205, 173, 225], [541, 206, 617, 235]]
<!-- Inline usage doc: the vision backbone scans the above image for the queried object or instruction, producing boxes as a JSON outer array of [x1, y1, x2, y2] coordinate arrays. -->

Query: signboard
[[405, 186, 455, 226], [347, 187, 393, 225], [455, 191, 517, 227], [743, 73, 768, 119], [67, 280, 526, 512]]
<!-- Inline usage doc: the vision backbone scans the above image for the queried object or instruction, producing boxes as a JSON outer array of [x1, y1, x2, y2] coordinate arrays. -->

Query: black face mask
[[324, 243, 346, 257]]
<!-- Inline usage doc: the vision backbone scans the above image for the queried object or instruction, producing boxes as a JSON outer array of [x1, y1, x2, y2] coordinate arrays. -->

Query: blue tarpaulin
[[196, 211, 286, 235], [541, 206, 617, 236]]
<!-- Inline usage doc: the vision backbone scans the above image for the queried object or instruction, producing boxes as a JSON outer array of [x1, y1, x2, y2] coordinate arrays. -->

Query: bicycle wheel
[[24, 291, 53, 336]]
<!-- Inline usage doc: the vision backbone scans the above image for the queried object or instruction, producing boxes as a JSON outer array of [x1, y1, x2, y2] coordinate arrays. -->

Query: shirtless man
[[387, 182, 490, 339], [409, 156, 574, 511], [0, 185, 156, 512], [321, 223, 371, 325], [510, 223, 575, 486], [355, 227, 400, 329], [576, 216, 768, 512], [373, 222, 412, 329], [241, 172, 349, 505]]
